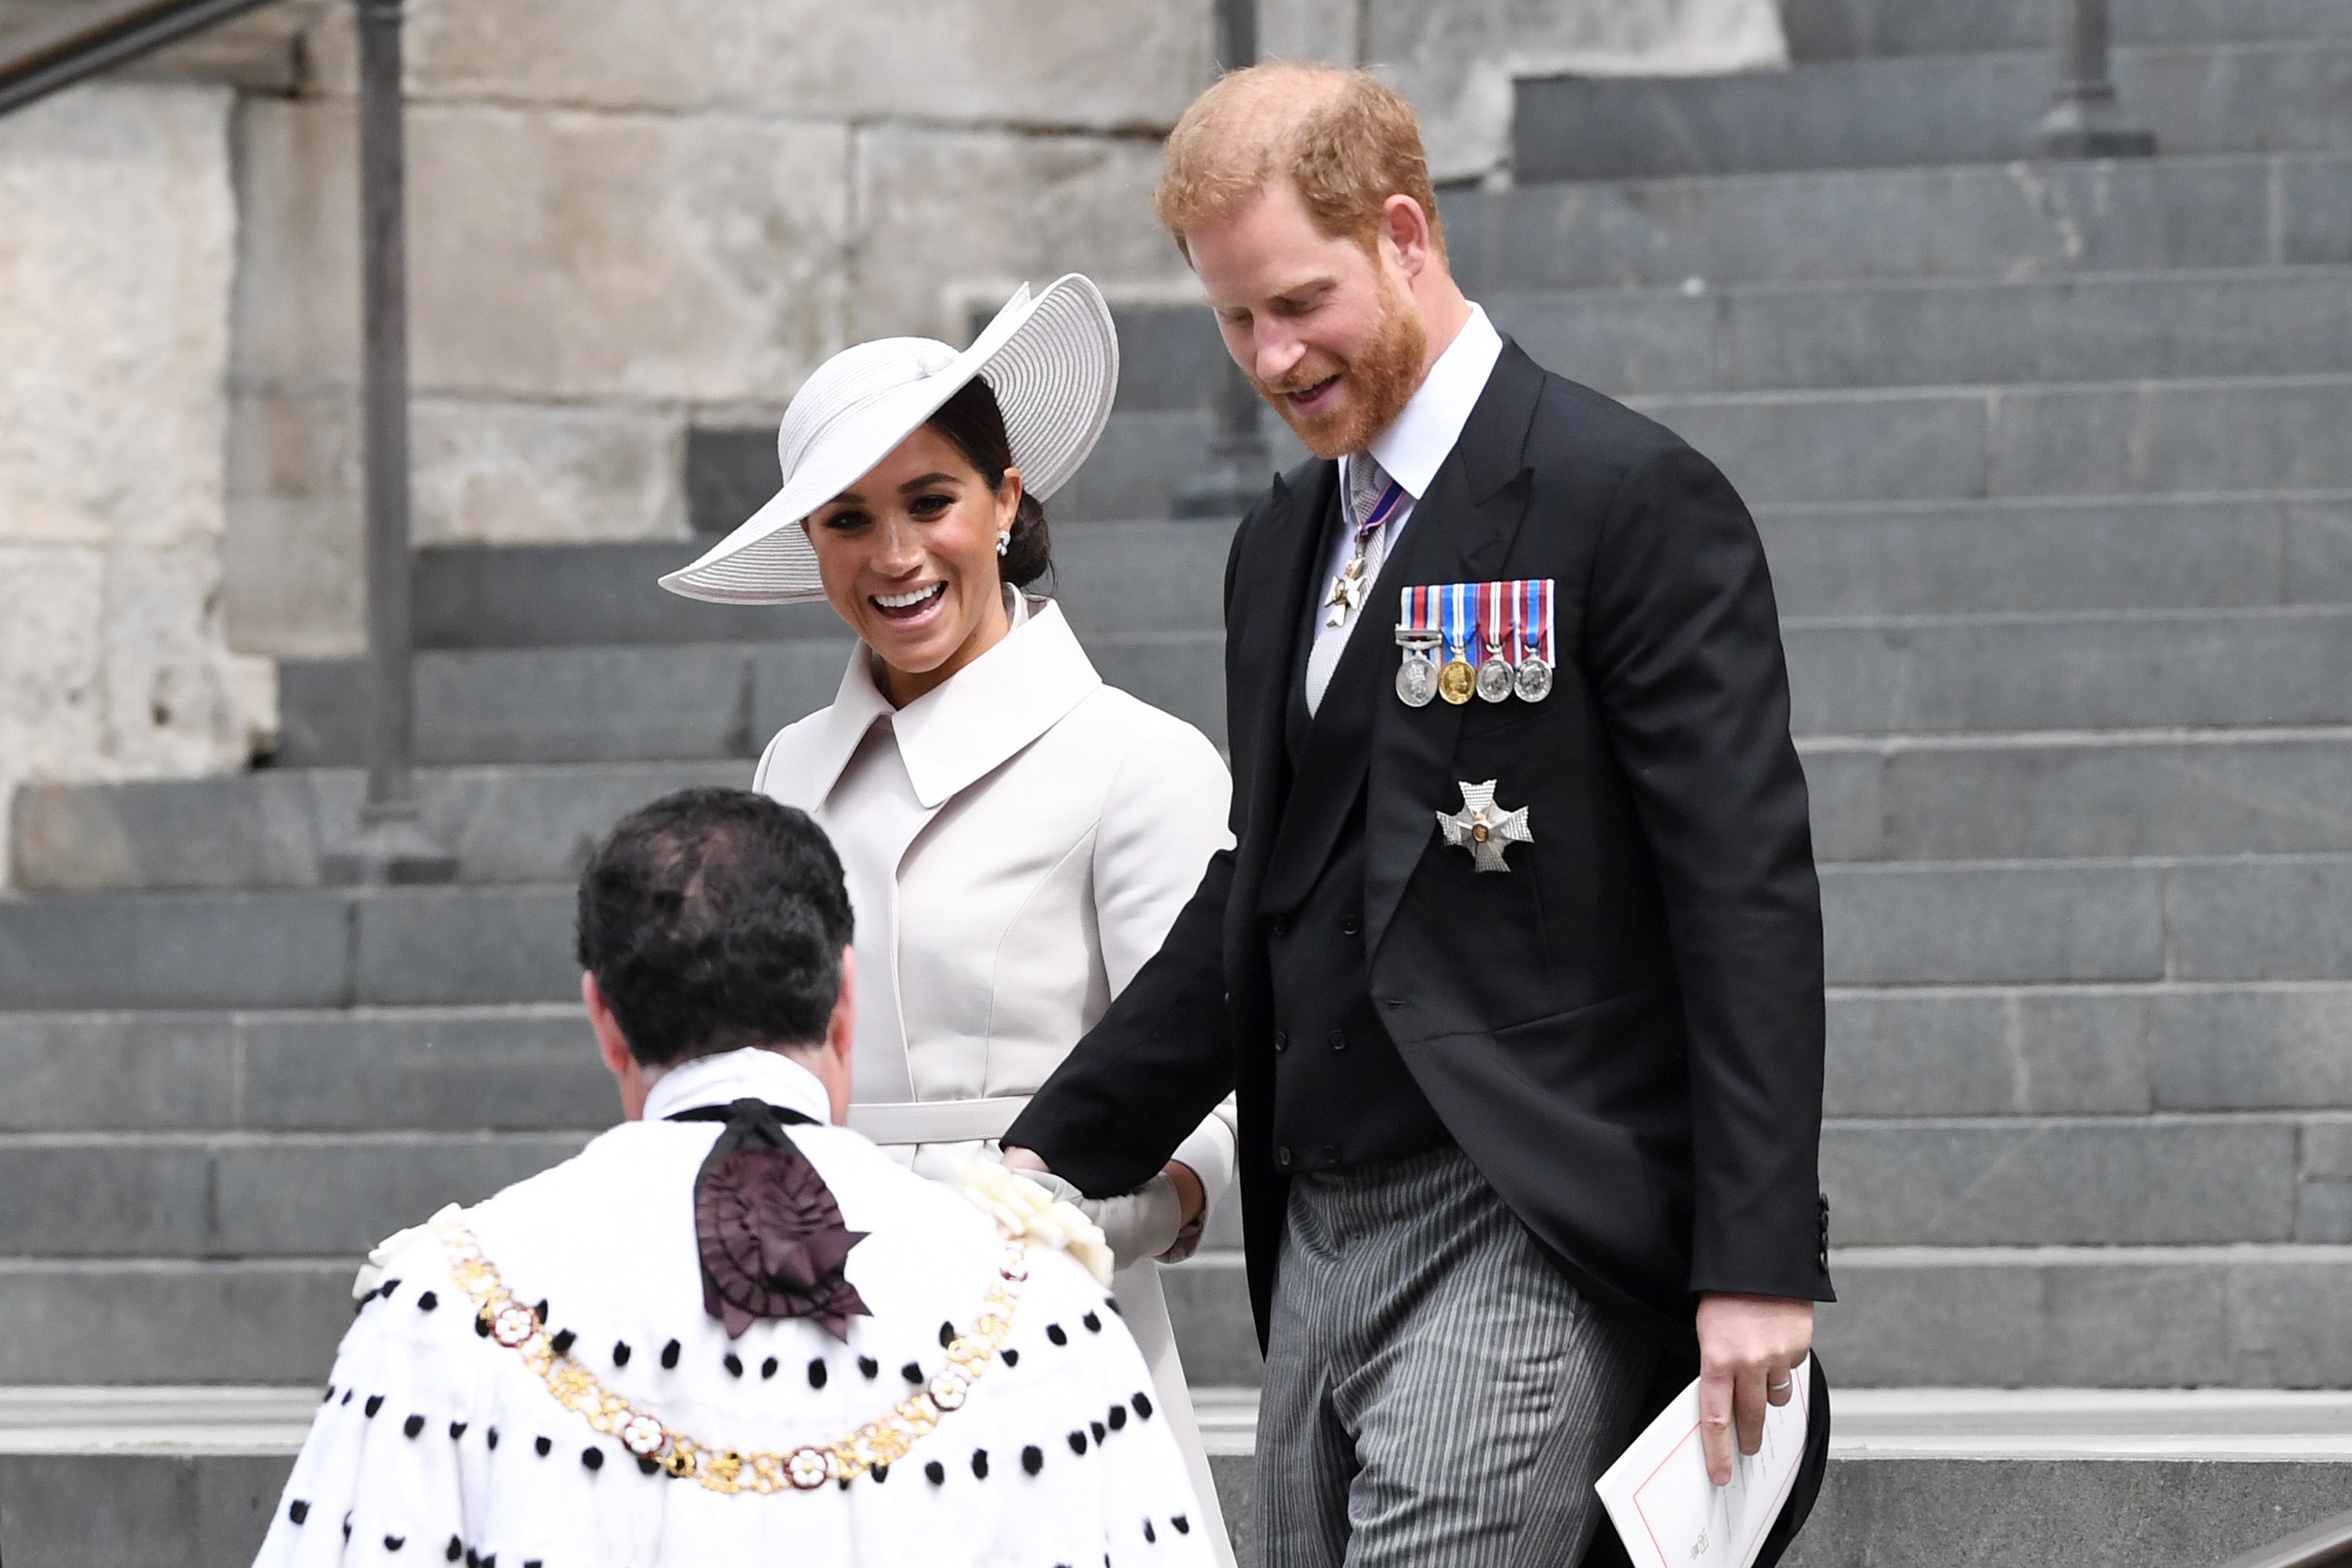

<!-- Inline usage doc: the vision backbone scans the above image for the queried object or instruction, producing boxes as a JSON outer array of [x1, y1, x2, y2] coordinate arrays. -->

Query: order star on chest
[[1437, 780, 1533, 873]]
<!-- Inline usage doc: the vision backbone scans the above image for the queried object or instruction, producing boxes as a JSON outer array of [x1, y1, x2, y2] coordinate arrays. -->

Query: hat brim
[[659, 274, 1120, 606]]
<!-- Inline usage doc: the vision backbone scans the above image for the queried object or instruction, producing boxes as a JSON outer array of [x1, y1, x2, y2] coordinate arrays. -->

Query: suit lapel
[[1229, 462, 1341, 907], [1363, 344, 1546, 957]]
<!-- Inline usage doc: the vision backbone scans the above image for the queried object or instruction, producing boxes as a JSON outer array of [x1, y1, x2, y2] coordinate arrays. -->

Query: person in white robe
[[252, 789, 1214, 1568], [659, 274, 1239, 1556]]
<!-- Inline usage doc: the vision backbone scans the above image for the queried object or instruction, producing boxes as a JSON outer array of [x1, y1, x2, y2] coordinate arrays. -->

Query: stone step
[[9, 1393, 2352, 1568], [1810, 729, 2352, 863], [15, 850, 2352, 1006], [29, 720, 2352, 893], [272, 629, 1224, 766], [0, 1112, 2336, 1261], [1759, 492, 2352, 618], [1784, 0, 2352, 60], [1513, 42, 2352, 183], [1446, 152, 2352, 292], [413, 520, 1238, 651], [1489, 267, 2352, 397], [1787, 608, 2352, 735], [1099, 373, 2352, 516], [6, 979, 2347, 1136]]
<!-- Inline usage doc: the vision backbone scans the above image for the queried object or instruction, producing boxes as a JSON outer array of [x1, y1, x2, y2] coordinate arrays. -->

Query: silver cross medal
[[1325, 549, 1372, 626], [1437, 780, 1533, 873]]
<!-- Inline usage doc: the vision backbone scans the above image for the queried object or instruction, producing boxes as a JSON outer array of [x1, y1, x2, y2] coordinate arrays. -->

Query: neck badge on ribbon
[[1325, 477, 1406, 628]]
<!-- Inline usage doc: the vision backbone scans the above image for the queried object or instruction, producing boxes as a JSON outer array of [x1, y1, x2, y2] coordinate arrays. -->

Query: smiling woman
[[654, 275, 1241, 1563]]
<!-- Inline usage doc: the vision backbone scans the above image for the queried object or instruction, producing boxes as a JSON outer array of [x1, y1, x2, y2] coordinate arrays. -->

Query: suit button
[[1276, 1146, 1294, 1170], [1269, 915, 1292, 938], [1273, 1031, 1289, 1053], [1329, 1029, 1347, 1053], [1341, 916, 1360, 936]]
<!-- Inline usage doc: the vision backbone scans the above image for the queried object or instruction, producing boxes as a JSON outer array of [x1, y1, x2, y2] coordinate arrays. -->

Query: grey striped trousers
[[1254, 1145, 1657, 1567]]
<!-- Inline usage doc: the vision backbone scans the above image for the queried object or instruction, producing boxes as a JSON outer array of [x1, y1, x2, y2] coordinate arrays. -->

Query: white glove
[[1010, 1169, 1185, 1271]]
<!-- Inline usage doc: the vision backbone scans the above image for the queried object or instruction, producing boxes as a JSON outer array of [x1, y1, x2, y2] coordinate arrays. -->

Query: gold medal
[[1439, 654, 1477, 705]]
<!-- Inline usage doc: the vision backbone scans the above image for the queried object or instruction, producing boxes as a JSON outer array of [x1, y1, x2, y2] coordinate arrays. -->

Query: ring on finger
[[1766, 1376, 1793, 1393]]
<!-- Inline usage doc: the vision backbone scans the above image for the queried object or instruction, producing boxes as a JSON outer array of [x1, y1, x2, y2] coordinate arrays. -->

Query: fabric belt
[[847, 1096, 1031, 1146]]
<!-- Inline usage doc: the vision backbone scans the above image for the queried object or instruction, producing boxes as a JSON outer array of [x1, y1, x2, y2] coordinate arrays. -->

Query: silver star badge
[[1437, 780, 1533, 873]]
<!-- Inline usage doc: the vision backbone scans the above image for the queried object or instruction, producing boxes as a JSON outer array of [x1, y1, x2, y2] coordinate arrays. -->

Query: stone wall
[[220, 0, 1784, 656], [0, 81, 274, 879]]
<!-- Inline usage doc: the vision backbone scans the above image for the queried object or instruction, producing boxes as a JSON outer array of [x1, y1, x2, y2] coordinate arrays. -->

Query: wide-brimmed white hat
[[659, 274, 1118, 604]]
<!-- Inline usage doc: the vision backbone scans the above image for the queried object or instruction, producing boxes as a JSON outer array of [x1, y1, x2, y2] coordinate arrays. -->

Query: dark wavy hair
[[925, 375, 1054, 590], [575, 788, 855, 1069]]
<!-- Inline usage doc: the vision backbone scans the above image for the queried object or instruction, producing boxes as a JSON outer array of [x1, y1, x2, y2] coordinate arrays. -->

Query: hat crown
[[777, 336, 961, 481]]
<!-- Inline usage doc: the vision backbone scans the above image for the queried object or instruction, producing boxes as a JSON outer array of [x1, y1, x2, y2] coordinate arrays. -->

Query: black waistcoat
[[1262, 488, 1449, 1173]]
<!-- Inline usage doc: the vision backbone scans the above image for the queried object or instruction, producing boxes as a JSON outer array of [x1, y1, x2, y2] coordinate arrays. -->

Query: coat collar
[[781, 595, 1102, 812], [641, 1046, 834, 1125]]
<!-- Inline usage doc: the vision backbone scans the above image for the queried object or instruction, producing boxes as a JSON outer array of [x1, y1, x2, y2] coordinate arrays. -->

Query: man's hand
[[1695, 1292, 1814, 1486]]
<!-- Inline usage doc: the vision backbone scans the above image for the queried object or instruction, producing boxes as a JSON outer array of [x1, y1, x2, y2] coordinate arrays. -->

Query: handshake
[[1000, 1152, 1208, 1270]]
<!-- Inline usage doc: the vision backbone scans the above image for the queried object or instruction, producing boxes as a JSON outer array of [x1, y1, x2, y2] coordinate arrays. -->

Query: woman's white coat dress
[[755, 591, 1239, 1558]]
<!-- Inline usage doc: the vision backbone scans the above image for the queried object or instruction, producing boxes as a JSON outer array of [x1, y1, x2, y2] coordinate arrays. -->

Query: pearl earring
[[996, 530, 1011, 557]]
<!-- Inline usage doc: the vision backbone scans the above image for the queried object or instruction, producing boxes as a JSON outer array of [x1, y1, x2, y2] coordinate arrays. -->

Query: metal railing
[[2, 0, 455, 882], [2220, 1509, 2352, 1568], [2034, 0, 2157, 157]]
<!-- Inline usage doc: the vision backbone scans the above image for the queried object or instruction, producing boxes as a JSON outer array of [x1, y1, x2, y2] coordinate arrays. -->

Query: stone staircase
[[9, 0, 2352, 1558]]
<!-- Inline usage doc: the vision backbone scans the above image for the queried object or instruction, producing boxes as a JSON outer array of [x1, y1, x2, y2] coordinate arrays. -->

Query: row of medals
[[1393, 629, 1554, 709]]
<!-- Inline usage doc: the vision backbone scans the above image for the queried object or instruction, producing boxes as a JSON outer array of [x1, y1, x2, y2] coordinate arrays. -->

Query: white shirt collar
[[769, 593, 1102, 812], [1359, 302, 1505, 500], [640, 1046, 835, 1126]]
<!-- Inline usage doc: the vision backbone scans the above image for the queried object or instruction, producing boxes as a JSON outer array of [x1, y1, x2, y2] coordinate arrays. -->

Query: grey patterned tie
[[1325, 452, 1398, 627]]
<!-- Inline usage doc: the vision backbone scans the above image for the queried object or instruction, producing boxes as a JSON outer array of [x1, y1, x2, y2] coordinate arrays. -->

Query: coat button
[[1276, 1146, 1294, 1170], [1341, 916, 1360, 936], [1269, 915, 1292, 938], [1328, 1029, 1347, 1053], [1273, 1031, 1289, 1053]]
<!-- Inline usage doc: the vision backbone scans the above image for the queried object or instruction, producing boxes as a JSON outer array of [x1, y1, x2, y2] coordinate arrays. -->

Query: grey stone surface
[[349, 887, 579, 1007], [1759, 493, 2352, 618], [2172, 855, 2352, 981], [0, 1133, 588, 1256], [1820, 861, 2167, 985], [1163, 1254, 1263, 1388], [1806, 733, 2352, 862], [1497, 267, 2352, 396], [1780, 0, 2352, 59], [1779, 1455, 2352, 1568], [2151, 984, 2352, 1112], [0, 1011, 241, 1131], [1820, 1116, 2308, 1245], [1784, 609, 2352, 735], [0, 1259, 350, 1383], [0, 892, 350, 1012], [10, 762, 746, 893], [0, 1451, 294, 1568], [1639, 375, 2352, 504], [1446, 154, 2352, 291], [1819, 1244, 2352, 1385], [1513, 44, 2352, 183]]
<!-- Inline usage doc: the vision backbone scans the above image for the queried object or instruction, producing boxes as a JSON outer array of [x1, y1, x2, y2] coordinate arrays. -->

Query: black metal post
[[321, 0, 454, 884], [2032, 0, 2156, 158], [1172, 0, 1272, 521]]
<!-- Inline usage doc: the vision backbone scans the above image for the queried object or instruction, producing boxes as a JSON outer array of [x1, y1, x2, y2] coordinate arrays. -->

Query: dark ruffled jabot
[[678, 1099, 871, 1340]]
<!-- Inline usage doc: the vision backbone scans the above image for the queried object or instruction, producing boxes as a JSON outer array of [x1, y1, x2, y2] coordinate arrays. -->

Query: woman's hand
[[1001, 1163, 1196, 1269]]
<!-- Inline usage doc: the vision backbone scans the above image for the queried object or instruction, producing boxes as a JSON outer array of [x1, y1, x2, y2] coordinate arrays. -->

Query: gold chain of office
[[441, 1228, 1027, 1494]]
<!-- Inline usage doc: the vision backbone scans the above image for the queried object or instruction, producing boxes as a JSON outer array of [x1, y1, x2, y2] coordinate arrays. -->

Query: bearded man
[[1005, 64, 1833, 1566]]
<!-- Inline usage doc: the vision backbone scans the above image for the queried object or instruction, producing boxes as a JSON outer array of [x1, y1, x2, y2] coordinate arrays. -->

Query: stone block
[[1784, 610, 2352, 735], [303, 0, 1211, 132], [1084, 633, 1229, 753], [350, 887, 578, 1006], [277, 646, 761, 768], [1639, 387, 1990, 505], [1448, 155, 2352, 292], [0, 1452, 295, 1568], [848, 127, 1187, 343], [0, 892, 350, 1012], [235, 97, 853, 406], [1875, 735, 2352, 861], [209, 1133, 593, 1254], [1781, 0, 2352, 58], [749, 641, 859, 744], [221, 387, 365, 659], [1758, 495, 2300, 618], [2172, 855, 2352, 981], [1038, 521, 1236, 639], [411, 398, 688, 547], [0, 1258, 349, 1382], [1987, 375, 2352, 499], [0, 1013, 241, 1131], [1821, 1117, 2301, 1246], [1163, 1254, 1263, 1388], [0, 1140, 213, 1254], [1484, 289, 1718, 397], [239, 1007, 613, 1131], [1820, 862, 2166, 985], [1798, 746, 1883, 861], [416, 540, 838, 650], [2151, 985, 2352, 1111], [1824, 987, 2159, 1117], [1112, 305, 1230, 415]]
